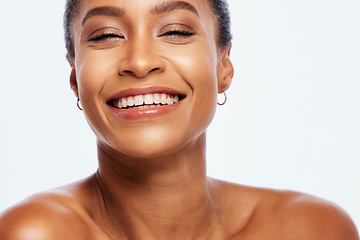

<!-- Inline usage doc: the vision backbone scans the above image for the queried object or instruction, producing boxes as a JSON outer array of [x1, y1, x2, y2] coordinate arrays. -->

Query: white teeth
[[112, 93, 182, 109], [127, 96, 135, 106], [144, 94, 154, 105], [121, 98, 128, 108], [166, 96, 174, 105], [134, 95, 144, 106], [160, 94, 167, 104], [154, 94, 161, 104]]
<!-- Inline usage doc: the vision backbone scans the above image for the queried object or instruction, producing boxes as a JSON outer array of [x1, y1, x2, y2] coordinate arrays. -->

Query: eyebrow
[[151, 1, 200, 18], [81, 1, 200, 26], [82, 6, 126, 26]]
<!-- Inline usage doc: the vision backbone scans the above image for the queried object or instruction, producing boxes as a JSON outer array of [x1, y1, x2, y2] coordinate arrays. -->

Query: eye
[[87, 28, 125, 45], [158, 24, 196, 43], [89, 33, 124, 42]]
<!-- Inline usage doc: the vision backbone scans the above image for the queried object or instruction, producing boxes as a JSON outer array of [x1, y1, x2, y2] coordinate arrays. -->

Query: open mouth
[[107, 93, 185, 110]]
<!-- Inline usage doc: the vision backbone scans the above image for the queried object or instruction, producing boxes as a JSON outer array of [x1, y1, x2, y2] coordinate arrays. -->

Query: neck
[[92, 133, 224, 240]]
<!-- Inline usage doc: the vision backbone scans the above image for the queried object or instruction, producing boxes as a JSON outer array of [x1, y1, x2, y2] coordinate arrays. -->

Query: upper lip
[[107, 86, 187, 102]]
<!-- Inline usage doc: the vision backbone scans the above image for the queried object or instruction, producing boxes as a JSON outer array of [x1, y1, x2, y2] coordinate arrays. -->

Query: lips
[[106, 87, 186, 119]]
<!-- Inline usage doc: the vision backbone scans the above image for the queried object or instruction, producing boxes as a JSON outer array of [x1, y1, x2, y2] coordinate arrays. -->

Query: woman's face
[[69, 0, 233, 157]]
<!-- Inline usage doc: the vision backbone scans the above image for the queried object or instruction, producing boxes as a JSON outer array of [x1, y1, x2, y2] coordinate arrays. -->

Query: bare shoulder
[[274, 190, 360, 239], [216, 180, 359, 240], [0, 188, 91, 240]]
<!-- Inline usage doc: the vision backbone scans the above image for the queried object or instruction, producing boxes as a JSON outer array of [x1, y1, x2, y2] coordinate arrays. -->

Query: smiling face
[[69, 0, 233, 158]]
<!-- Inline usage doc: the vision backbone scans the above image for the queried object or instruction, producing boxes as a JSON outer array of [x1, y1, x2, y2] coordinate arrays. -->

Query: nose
[[118, 36, 165, 78]]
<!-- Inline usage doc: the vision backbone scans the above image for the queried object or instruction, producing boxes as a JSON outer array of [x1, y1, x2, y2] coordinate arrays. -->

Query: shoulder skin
[[217, 181, 359, 240], [0, 193, 90, 240], [276, 191, 360, 240], [244, 188, 360, 240]]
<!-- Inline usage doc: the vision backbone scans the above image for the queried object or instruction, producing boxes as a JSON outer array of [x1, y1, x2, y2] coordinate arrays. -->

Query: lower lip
[[109, 101, 182, 120]]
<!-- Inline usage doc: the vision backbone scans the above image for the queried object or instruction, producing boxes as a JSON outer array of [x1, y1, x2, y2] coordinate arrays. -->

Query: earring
[[217, 92, 227, 106], [77, 98, 83, 111]]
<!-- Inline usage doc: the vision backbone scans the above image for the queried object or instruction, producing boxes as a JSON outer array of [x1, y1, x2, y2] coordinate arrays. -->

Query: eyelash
[[88, 33, 123, 42], [88, 29, 195, 42], [160, 29, 195, 37]]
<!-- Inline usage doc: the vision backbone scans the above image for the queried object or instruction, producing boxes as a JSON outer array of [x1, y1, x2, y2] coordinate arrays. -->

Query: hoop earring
[[217, 92, 227, 106], [77, 98, 83, 111]]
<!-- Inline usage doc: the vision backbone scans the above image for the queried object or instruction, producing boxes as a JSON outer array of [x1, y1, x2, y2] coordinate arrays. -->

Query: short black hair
[[64, 0, 231, 58], [208, 0, 232, 48], [64, 0, 80, 59]]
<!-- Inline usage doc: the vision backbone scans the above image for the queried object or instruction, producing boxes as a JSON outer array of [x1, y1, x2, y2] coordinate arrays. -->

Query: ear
[[217, 43, 234, 93], [67, 56, 79, 99]]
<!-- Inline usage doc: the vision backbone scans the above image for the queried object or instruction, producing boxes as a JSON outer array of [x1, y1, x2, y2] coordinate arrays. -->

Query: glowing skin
[[0, 1, 358, 240], [70, 0, 233, 158]]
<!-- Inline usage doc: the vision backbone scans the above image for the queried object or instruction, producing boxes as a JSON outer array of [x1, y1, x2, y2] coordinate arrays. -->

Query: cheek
[[74, 53, 117, 143], [164, 43, 219, 128], [76, 53, 114, 98]]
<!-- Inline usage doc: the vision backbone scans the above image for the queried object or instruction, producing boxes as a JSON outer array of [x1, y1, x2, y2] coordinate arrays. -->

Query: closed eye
[[160, 29, 195, 37], [88, 33, 124, 42]]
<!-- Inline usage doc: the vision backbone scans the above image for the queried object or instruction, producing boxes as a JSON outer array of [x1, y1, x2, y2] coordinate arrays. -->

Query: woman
[[0, 0, 358, 239]]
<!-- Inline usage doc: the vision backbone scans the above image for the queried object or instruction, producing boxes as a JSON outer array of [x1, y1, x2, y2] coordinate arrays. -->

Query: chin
[[100, 126, 191, 159]]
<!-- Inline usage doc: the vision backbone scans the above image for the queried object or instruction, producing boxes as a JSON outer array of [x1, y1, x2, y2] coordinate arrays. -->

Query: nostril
[[119, 67, 163, 78], [121, 70, 135, 76], [149, 67, 161, 74], [117, 49, 166, 77]]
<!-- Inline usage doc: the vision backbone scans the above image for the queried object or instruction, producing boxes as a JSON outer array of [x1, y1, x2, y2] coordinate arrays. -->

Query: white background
[[0, 0, 359, 231]]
